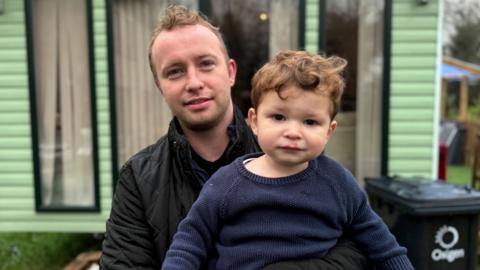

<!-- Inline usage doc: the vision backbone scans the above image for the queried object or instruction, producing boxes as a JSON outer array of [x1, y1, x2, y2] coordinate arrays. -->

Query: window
[[324, 0, 359, 112], [200, 0, 305, 115], [319, 0, 386, 180], [27, 0, 99, 211]]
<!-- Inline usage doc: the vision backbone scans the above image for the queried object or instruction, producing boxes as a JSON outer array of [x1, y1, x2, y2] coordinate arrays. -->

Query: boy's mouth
[[279, 145, 303, 151]]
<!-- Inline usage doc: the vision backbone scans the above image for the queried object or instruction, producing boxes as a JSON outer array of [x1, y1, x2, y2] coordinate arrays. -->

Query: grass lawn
[[447, 165, 473, 187], [0, 233, 101, 270]]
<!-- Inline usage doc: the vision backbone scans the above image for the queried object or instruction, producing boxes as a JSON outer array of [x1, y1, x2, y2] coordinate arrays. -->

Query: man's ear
[[228, 59, 237, 87], [247, 108, 258, 136], [327, 120, 337, 139]]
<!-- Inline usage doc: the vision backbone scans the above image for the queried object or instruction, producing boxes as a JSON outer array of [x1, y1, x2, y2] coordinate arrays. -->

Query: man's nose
[[185, 68, 204, 92]]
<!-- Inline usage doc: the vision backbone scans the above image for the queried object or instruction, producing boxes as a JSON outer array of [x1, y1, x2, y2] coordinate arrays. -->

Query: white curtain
[[33, 0, 95, 207], [113, 0, 173, 165], [269, 0, 299, 59], [355, 0, 384, 184]]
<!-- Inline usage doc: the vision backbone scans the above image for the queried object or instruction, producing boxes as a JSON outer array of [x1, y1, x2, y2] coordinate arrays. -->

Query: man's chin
[[176, 103, 232, 132], [179, 115, 223, 131]]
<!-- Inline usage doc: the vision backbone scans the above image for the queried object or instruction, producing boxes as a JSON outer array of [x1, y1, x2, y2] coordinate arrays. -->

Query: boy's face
[[248, 86, 337, 170]]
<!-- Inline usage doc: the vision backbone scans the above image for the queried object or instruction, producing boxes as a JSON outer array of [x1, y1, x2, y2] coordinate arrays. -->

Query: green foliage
[[447, 165, 473, 187], [444, 86, 480, 121], [468, 96, 480, 120], [0, 233, 101, 270]]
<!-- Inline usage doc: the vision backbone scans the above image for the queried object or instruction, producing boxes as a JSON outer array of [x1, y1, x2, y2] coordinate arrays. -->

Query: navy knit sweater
[[162, 153, 413, 270]]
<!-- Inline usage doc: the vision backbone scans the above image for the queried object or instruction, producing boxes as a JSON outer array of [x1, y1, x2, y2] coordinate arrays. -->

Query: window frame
[[25, 0, 101, 212], [105, 0, 119, 192], [318, 0, 392, 176], [198, 0, 306, 115]]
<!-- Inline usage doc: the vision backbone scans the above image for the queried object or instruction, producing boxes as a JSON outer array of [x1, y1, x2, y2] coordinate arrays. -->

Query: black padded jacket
[[100, 108, 259, 269]]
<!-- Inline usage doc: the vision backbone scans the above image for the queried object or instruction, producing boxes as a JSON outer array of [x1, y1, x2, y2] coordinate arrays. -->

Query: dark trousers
[[261, 238, 374, 270]]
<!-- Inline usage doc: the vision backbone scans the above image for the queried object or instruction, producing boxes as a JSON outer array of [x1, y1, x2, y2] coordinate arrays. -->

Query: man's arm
[[261, 238, 373, 270], [100, 164, 158, 270]]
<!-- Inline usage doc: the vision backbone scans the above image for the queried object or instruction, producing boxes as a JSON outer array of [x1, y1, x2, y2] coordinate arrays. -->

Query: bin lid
[[365, 177, 480, 215]]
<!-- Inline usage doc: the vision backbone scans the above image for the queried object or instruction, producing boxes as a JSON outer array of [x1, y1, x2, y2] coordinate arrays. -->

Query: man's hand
[[261, 238, 374, 270]]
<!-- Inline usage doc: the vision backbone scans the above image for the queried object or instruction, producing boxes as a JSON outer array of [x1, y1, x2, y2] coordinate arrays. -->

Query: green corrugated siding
[[0, 0, 33, 231], [0, 0, 441, 231], [305, 0, 319, 52], [0, 0, 112, 232], [388, 0, 440, 178], [92, 0, 113, 232]]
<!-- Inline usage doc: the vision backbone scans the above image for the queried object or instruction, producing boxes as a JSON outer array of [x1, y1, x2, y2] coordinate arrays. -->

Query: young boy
[[161, 51, 413, 270]]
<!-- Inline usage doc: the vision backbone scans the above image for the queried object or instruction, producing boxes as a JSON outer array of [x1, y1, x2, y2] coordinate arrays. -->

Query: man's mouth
[[185, 97, 211, 105]]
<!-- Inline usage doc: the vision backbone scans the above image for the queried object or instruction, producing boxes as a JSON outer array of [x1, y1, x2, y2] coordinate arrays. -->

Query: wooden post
[[459, 76, 469, 121], [441, 78, 447, 121], [472, 132, 480, 189]]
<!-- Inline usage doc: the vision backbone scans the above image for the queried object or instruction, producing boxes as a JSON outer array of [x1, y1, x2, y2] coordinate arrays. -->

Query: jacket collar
[[167, 106, 256, 152], [166, 105, 259, 166]]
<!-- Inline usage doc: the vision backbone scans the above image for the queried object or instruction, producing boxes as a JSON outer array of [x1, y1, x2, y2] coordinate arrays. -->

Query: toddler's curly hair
[[251, 50, 347, 119]]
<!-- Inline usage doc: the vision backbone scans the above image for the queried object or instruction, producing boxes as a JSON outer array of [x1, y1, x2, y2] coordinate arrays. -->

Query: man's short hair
[[251, 50, 347, 119], [148, 5, 229, 83]]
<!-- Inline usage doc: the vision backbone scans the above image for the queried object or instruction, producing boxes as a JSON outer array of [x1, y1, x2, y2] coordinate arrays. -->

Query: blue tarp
[[442, 62, 480, 81]]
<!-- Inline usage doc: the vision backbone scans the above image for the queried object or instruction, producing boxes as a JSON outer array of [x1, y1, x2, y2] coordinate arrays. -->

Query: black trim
[[318, 0, 326, 52], [24, 0, 42, 213], [298, 0, 306, 50], [86, 0, 101, 212], [198, 0, 212, 18], [381, 0, 392, 176], [198, 0, 211, 16], [25, 0, 100, 212], [106, 0, 119, 190]]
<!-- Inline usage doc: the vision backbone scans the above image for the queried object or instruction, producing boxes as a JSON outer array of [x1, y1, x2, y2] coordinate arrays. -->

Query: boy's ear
[[327, 120, 337, 139], [247, 108, 258, 135]]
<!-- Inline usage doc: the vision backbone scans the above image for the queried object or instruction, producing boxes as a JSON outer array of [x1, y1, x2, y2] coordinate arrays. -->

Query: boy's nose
[[284, 123, 302, 139]]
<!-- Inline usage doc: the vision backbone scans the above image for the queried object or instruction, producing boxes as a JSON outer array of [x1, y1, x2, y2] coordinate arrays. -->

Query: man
[[100, 5, 369, 269]]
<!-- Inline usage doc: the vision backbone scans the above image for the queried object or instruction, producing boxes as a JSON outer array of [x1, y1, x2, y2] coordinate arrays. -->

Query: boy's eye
[[304, 119, 318, 126], [272, 114, 286, 121]]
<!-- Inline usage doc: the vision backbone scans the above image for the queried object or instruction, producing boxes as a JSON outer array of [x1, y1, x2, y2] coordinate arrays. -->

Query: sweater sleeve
[[341, 169, 414, 270], [161, 174, 227, 270]]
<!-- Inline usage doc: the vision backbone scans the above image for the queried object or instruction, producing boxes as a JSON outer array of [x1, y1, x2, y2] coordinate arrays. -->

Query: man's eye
[[200, 60, 215, 70], [304, 119, 318, 126], [272, 114, 286, 121], [166, 68, 183, 79]]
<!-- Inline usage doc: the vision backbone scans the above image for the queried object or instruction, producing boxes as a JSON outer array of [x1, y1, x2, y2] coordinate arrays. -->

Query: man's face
[[151, 24, 237, 131]]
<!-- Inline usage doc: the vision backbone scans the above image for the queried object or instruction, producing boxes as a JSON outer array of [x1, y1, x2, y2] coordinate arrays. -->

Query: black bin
[[366, 177, 480, 270]]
